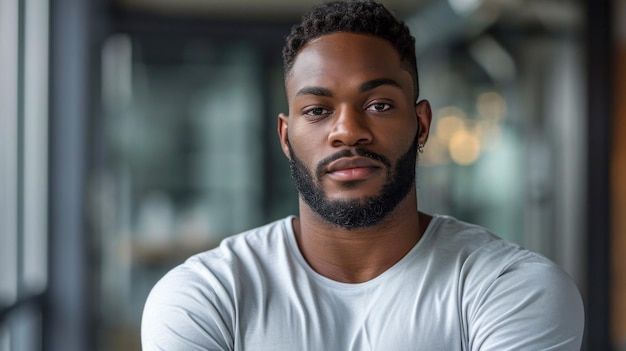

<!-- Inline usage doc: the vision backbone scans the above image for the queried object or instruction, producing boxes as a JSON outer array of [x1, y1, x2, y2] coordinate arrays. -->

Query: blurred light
[[474, 119, 502, 150], [528, 1, 582, 32], [437, 105, 467, 120], [436, 106, 467, 144], [102, 34, 133, 107], [436, 115, 466, 143], [406, 0, 498, 53], [448, 0, 482, 15], [449, 130, 481, 165], [421, 137, 450, 166], [137, 190, 175, 242], [469, 36, 516, 82], [477, 91, 506, 121]]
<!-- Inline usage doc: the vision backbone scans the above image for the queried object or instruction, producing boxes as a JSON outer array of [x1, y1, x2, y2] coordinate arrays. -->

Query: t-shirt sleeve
[[141, 264, 234, 351], [466, 255, 585, 351]]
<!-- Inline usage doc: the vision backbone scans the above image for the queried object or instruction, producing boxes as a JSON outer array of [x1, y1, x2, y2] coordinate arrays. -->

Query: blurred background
[[0, 0, 623, 349]]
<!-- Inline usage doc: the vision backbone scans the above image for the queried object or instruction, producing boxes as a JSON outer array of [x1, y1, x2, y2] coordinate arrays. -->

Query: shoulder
[[428, 215, 565, 278], [141, 216, 293, 350], [464, 252, 585, 350], [429, 216, 584, 350], [169, 216, 291, 276], [427, 215, 503, 252], [145, 216, 292, 302], [141, 257, 234, 350]]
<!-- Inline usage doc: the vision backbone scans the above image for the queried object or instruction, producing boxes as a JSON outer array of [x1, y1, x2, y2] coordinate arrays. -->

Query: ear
[[277, 113, 291, 159], [415, 100, 432, 145]]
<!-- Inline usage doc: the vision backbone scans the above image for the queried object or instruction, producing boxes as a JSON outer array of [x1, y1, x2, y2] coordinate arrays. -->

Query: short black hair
[[282, 0, 419, 99]]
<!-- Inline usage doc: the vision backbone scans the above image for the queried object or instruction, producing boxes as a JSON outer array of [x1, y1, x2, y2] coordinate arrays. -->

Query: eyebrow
[[295, 86, 333, 97], [295, 78, 402, 98], [359, 78, 402, 92]]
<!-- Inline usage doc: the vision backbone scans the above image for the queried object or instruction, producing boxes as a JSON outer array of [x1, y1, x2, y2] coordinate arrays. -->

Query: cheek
[[288, 124, 326, 160], [373, 120, 418, 152]]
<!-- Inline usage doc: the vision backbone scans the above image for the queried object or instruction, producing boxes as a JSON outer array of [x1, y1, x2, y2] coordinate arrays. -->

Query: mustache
[[315, 148, 392, 180]]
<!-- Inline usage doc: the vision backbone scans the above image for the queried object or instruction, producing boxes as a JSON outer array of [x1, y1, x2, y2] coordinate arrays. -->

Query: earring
[[418, 143, 425, 154]]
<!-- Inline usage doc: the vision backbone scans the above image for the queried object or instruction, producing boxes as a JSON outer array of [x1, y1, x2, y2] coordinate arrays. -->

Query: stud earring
[[418, 143, 425, 154]]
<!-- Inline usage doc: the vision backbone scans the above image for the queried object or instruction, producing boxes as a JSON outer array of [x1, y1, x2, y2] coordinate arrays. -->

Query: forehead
[[285, 33, 411, 98]]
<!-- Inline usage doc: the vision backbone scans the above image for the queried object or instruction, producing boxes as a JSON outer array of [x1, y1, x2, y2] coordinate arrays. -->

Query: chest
[[233, 275, 466, 351]]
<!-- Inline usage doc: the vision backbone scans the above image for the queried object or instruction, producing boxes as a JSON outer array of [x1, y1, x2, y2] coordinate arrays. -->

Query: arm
[[466, 257, 584, 350], [141, 265, 234, 351]]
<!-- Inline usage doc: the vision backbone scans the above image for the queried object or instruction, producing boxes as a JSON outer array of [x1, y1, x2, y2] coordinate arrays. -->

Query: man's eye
[[367, 103, 391, 112], [305, 107, 330, 116]]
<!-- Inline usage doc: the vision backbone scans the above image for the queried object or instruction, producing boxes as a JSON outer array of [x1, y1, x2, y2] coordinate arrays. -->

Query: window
[[93, 23, 295, 348], [0, 0, 49, 349]]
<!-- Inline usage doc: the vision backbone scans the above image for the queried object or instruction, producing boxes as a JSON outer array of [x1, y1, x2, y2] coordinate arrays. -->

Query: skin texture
[[278, 33, 433, 283]]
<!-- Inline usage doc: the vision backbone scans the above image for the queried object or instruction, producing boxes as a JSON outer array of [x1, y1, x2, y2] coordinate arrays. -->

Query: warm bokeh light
[[420, 136, 450, 166], [449, 129, 481, 165], [477, 91, 506, 121], [431, 100, 505, 166], [437, 105, 467, 120], [436, 106, 467, 144]]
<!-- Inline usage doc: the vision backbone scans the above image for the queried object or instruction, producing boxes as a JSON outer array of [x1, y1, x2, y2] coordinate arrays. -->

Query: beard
[[287, 133, 418, 230]]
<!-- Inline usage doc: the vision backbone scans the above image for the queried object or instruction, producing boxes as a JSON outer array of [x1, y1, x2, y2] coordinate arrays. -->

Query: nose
[[328, 105, 373, 147]]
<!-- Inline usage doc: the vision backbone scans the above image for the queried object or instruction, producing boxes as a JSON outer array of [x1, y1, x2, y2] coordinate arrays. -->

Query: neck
[[291, 188, 431, 283]]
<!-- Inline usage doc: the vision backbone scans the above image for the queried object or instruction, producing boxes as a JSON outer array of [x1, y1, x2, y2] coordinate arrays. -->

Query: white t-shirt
[[142, 215, 584, 351]]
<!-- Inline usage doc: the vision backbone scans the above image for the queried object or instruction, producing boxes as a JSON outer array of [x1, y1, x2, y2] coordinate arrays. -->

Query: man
[[142, 1, 585, 350]]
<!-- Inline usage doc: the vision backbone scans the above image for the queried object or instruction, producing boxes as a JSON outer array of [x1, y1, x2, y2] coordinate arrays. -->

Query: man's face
[[278, 32, 428, 229]]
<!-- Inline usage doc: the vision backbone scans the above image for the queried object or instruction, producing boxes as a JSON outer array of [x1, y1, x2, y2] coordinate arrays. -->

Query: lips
[[325, 156, 382, 181], [326, 157, 380, 172]]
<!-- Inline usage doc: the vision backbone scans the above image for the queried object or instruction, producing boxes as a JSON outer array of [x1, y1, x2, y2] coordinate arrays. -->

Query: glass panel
[[0, 305, 42, 351], [22, 0, 50, 295], [11, 306, 41, 351], [0, 0, 20, 307], [0, 0, 49, 349], [0, 324, 9, 351], [96, 33, 289, 350]]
